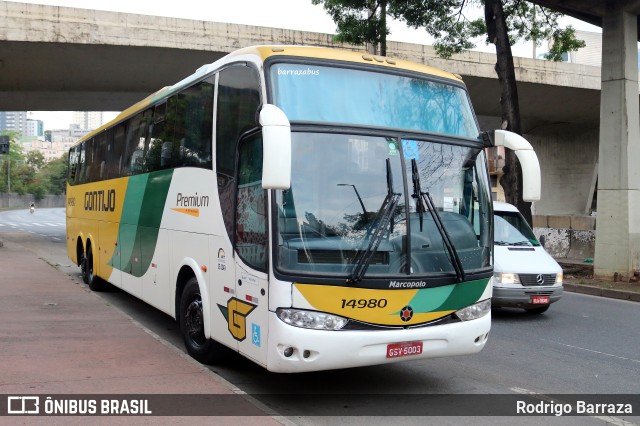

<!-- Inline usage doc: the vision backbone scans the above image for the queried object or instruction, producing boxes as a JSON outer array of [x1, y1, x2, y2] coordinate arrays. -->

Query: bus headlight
[[277, 308, 348, 330], [455, 299, 491, 321]]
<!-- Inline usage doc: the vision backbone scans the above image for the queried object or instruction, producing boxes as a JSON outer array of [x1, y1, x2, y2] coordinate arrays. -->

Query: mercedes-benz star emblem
[[536, 274, 545, 285]]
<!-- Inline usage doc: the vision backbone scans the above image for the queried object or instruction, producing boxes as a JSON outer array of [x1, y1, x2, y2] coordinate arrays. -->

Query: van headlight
[[277, 308, 348, 330], [493, 272, 520, 284], [455, 299, 491, 321], [556, 272, 563, 284]]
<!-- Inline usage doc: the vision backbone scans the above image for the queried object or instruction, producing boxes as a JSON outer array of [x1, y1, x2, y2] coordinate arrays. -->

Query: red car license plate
[[386, 341, 423, 358], [531, 295, 550, 305]]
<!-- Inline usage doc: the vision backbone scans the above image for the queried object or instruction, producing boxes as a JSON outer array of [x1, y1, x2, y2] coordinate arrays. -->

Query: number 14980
[[341, 298, 388, 309]]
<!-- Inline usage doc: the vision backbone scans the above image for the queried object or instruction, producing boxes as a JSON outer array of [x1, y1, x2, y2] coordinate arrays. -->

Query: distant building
[[571, 31, 603, 67], [25, 119, 44, 137], [73, 111, 103, 131], [0, 111, 28, 134], [21, 137, 76, 162], [69, 124, 91, 138]]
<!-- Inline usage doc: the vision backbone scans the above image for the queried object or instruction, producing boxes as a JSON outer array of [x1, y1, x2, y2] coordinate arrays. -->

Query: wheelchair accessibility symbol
[[251, 323, 261, 347]]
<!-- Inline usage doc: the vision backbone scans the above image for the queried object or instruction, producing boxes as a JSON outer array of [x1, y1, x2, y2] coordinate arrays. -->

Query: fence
[[0, 194, 66, 209]]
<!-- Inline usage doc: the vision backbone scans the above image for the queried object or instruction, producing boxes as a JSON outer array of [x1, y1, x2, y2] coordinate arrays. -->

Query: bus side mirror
[[487, 130, 541, 202], [259, 104, 291, 190]]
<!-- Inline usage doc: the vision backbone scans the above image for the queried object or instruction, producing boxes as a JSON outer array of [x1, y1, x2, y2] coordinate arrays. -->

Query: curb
[[563, 282, 640, 302]]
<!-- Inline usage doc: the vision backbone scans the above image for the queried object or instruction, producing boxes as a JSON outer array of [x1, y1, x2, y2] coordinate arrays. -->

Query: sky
[[14, 0, 602, 130]]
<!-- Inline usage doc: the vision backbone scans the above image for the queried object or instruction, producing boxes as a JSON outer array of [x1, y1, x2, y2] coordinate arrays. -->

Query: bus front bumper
[[265, 310, 491, 373]]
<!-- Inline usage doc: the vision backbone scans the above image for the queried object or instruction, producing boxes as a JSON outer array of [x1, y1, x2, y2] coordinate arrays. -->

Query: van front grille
[[519, 274, 557, 286]]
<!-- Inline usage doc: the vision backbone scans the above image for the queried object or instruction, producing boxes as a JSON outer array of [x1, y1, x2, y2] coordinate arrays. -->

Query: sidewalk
[[558, 258, 640, 302], [0, 240, 286, 424]]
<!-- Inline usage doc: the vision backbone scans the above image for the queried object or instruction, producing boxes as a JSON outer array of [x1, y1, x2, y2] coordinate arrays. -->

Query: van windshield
[[494, 211, 539, 246]]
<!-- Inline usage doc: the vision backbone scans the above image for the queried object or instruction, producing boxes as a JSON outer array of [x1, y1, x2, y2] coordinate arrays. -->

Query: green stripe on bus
[[436, 278, 489, 311], [109, 170, 174, 277], [402, 278, 489, 314]]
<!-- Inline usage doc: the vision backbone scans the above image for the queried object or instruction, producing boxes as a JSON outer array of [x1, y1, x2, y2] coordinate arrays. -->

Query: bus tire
[[80, 249, 89, 284], [179, 277, 224, 365], [85, 245, 105, 291]]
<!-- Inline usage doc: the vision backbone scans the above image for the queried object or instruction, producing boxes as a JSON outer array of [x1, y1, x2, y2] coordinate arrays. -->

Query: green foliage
[[388, 0, 477, 58], [26, 150, 46, 170], [314, 0, 585, 61], [389, 0, 584, 60], [39, 155, 68, 196], [544, 26, 585, 61], [1, 131, 68, 197], [312, 0, 390, 53]]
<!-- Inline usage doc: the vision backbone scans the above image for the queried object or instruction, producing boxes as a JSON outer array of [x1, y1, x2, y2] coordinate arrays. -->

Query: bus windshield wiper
[[411, 159, 465, 283], [347, 159, 401, 285]]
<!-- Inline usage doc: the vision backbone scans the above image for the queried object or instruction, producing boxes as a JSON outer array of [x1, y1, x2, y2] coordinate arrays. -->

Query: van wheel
[[179, 277, 225, 365], [525, 306, 549, 315]]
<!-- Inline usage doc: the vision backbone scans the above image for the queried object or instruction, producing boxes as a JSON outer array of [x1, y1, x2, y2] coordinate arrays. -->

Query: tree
[[312, 0, 390, 55], [26, 150, 46, 171], [0, 134, 27, 194], [40, 155, 68, 195], [314, 0, 584, 224]]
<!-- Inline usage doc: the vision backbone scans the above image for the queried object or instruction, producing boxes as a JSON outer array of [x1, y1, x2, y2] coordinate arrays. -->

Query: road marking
[[544, 340, 640, 364], [510, 387, 638, 426]]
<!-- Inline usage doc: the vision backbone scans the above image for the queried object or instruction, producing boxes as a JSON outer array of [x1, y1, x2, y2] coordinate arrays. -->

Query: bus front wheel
[[179, 278, 224, 365]]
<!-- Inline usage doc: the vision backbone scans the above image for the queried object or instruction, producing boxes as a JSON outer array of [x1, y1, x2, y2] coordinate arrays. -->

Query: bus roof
[[73, 45, 465, 147], [228, 45, 463, 82]]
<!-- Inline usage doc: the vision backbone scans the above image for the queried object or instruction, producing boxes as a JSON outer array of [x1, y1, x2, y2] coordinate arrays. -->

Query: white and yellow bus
[[66, 45, 540, 373]]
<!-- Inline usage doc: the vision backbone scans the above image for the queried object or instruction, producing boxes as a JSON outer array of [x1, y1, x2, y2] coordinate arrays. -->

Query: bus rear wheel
[[179, 278, 225, 365], [83, 245, 105, 291]]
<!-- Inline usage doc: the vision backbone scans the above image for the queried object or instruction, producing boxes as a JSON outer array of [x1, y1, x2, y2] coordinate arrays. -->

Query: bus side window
[[146, 102, 168, 172], [68, 146, 80, 184], [216, 64, 261, 241], [77, 140, 87, 184], [110, 123, 126, 178], [235, 132, 267, 270], [176, 79, 214, 169], [130, 149, 144, 174], [124, 112, 149, 175]]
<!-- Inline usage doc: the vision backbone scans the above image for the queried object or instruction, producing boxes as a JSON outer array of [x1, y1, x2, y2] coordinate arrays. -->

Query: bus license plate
[[386, 341, 423, 358], [531, 295, 550, 305]]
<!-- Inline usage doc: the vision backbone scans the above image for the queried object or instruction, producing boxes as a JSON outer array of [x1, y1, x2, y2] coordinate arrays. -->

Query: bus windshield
[[269, 63, 478, 138], [275, 133, 492, 281]]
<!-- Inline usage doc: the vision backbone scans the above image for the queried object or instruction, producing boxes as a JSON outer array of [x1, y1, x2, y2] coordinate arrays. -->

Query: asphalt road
[[1, 208, 638, 425]]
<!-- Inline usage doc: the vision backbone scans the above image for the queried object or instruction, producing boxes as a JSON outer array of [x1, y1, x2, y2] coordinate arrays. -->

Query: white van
[[492, 201, 563, 314]]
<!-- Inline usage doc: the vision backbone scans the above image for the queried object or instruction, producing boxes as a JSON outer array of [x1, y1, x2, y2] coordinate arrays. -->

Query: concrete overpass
[[0, 1, 601, 128], [1, 1, 638, 279]]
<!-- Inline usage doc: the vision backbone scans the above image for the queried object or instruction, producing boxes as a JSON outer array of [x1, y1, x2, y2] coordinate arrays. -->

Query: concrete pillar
[[594, 4, 640, 280]]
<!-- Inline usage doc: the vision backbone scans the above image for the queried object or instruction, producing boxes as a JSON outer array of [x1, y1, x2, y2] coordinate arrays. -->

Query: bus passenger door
[[233, 132, 269, 366]]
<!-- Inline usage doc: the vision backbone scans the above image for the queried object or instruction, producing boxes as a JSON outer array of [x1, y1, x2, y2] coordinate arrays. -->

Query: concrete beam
[[0, 1, 603, 126]]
